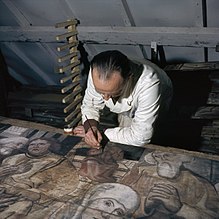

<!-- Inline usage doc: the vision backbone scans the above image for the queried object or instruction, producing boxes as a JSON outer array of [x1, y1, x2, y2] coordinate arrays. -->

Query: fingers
[[146, 183, 182, 213], [73, 125, 103, 149], [85, 128, 102, 149], [85, 132, 100, 148], [97, 131, 103, 143], [73, 126, 85, 137], [146, 183, 179, 205], [87, 148, 103, 156]]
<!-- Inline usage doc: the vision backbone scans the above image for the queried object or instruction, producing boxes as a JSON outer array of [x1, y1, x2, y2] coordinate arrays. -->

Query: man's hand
[[85, 126, 102, 149], [0, 164, 33, 178], [73, 125, 85, 137], [144, 183, 182, 215], [0, 187, 21, 212], [73, 125, 104, 149]]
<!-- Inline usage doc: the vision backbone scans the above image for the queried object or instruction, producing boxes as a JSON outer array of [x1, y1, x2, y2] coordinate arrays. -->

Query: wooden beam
[[62, 86, 81, 103], [4, 42, 55, 84], [118, 0, 148, 60], [57, 41, 78, 51], [55, 19, 78, 28], [2, 0, 30, 27], [57, 60, 80, 73], [60, 67, 80, 84], [0, 26, 219, 47]]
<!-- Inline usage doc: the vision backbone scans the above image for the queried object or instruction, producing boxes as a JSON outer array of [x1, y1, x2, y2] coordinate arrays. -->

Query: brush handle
[[85, 115, 98, 139]]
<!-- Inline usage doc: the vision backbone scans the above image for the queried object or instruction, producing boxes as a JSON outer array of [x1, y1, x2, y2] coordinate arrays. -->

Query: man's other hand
[[73, 125, 85, 137]]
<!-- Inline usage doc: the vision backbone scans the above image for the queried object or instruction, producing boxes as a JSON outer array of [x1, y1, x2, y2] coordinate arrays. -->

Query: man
[[74, 50, 172, 148]]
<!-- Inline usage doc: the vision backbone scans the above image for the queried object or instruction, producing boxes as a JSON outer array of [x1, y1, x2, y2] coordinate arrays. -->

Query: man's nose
[[101, 211, 111, 219], [102, 93, 111, 100], [30, 143, 40, 147], [154, 154, 164, 160]]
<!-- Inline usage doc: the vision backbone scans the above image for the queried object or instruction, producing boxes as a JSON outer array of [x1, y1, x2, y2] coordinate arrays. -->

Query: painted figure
[[0, 137, 63, 187], [0, 137, 80, 218], [121, 151, 219, 218], [0, 136, 28, 164], [73, 183, 140, 219], [79, 145, 123, 182]]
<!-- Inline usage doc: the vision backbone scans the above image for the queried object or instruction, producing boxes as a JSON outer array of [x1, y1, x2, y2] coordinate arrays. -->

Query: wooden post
[[55, 19, 82, 128]]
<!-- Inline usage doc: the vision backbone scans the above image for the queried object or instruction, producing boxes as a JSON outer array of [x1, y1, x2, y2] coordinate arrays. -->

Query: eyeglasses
[[95, 77, 129, 100], [96, 88, 123, 100]]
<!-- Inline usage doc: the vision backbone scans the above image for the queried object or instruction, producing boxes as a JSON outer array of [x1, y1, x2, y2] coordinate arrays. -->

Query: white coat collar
[[105, 94, 133, 113]]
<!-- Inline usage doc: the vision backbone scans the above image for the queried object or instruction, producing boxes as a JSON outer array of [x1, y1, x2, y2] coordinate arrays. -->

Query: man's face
[[152, 152, 183, 179], [28, 139, 51, 156], [0, 139, 27, 155], [92, 68, 124, 101], [81, 198, 126, 219], [0, 144, 14, 155]]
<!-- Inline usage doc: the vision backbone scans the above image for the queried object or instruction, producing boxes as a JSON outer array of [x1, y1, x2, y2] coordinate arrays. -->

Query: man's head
[[27, 137, 61, 157], [90, 50, 131, 100], [144, 151, 193, 179], [0, 137, 28, 155], [73, 183, 140, 219]]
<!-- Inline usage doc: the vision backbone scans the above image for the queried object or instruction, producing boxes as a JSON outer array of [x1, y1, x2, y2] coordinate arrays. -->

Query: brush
[[85, 115, 102, 149]]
